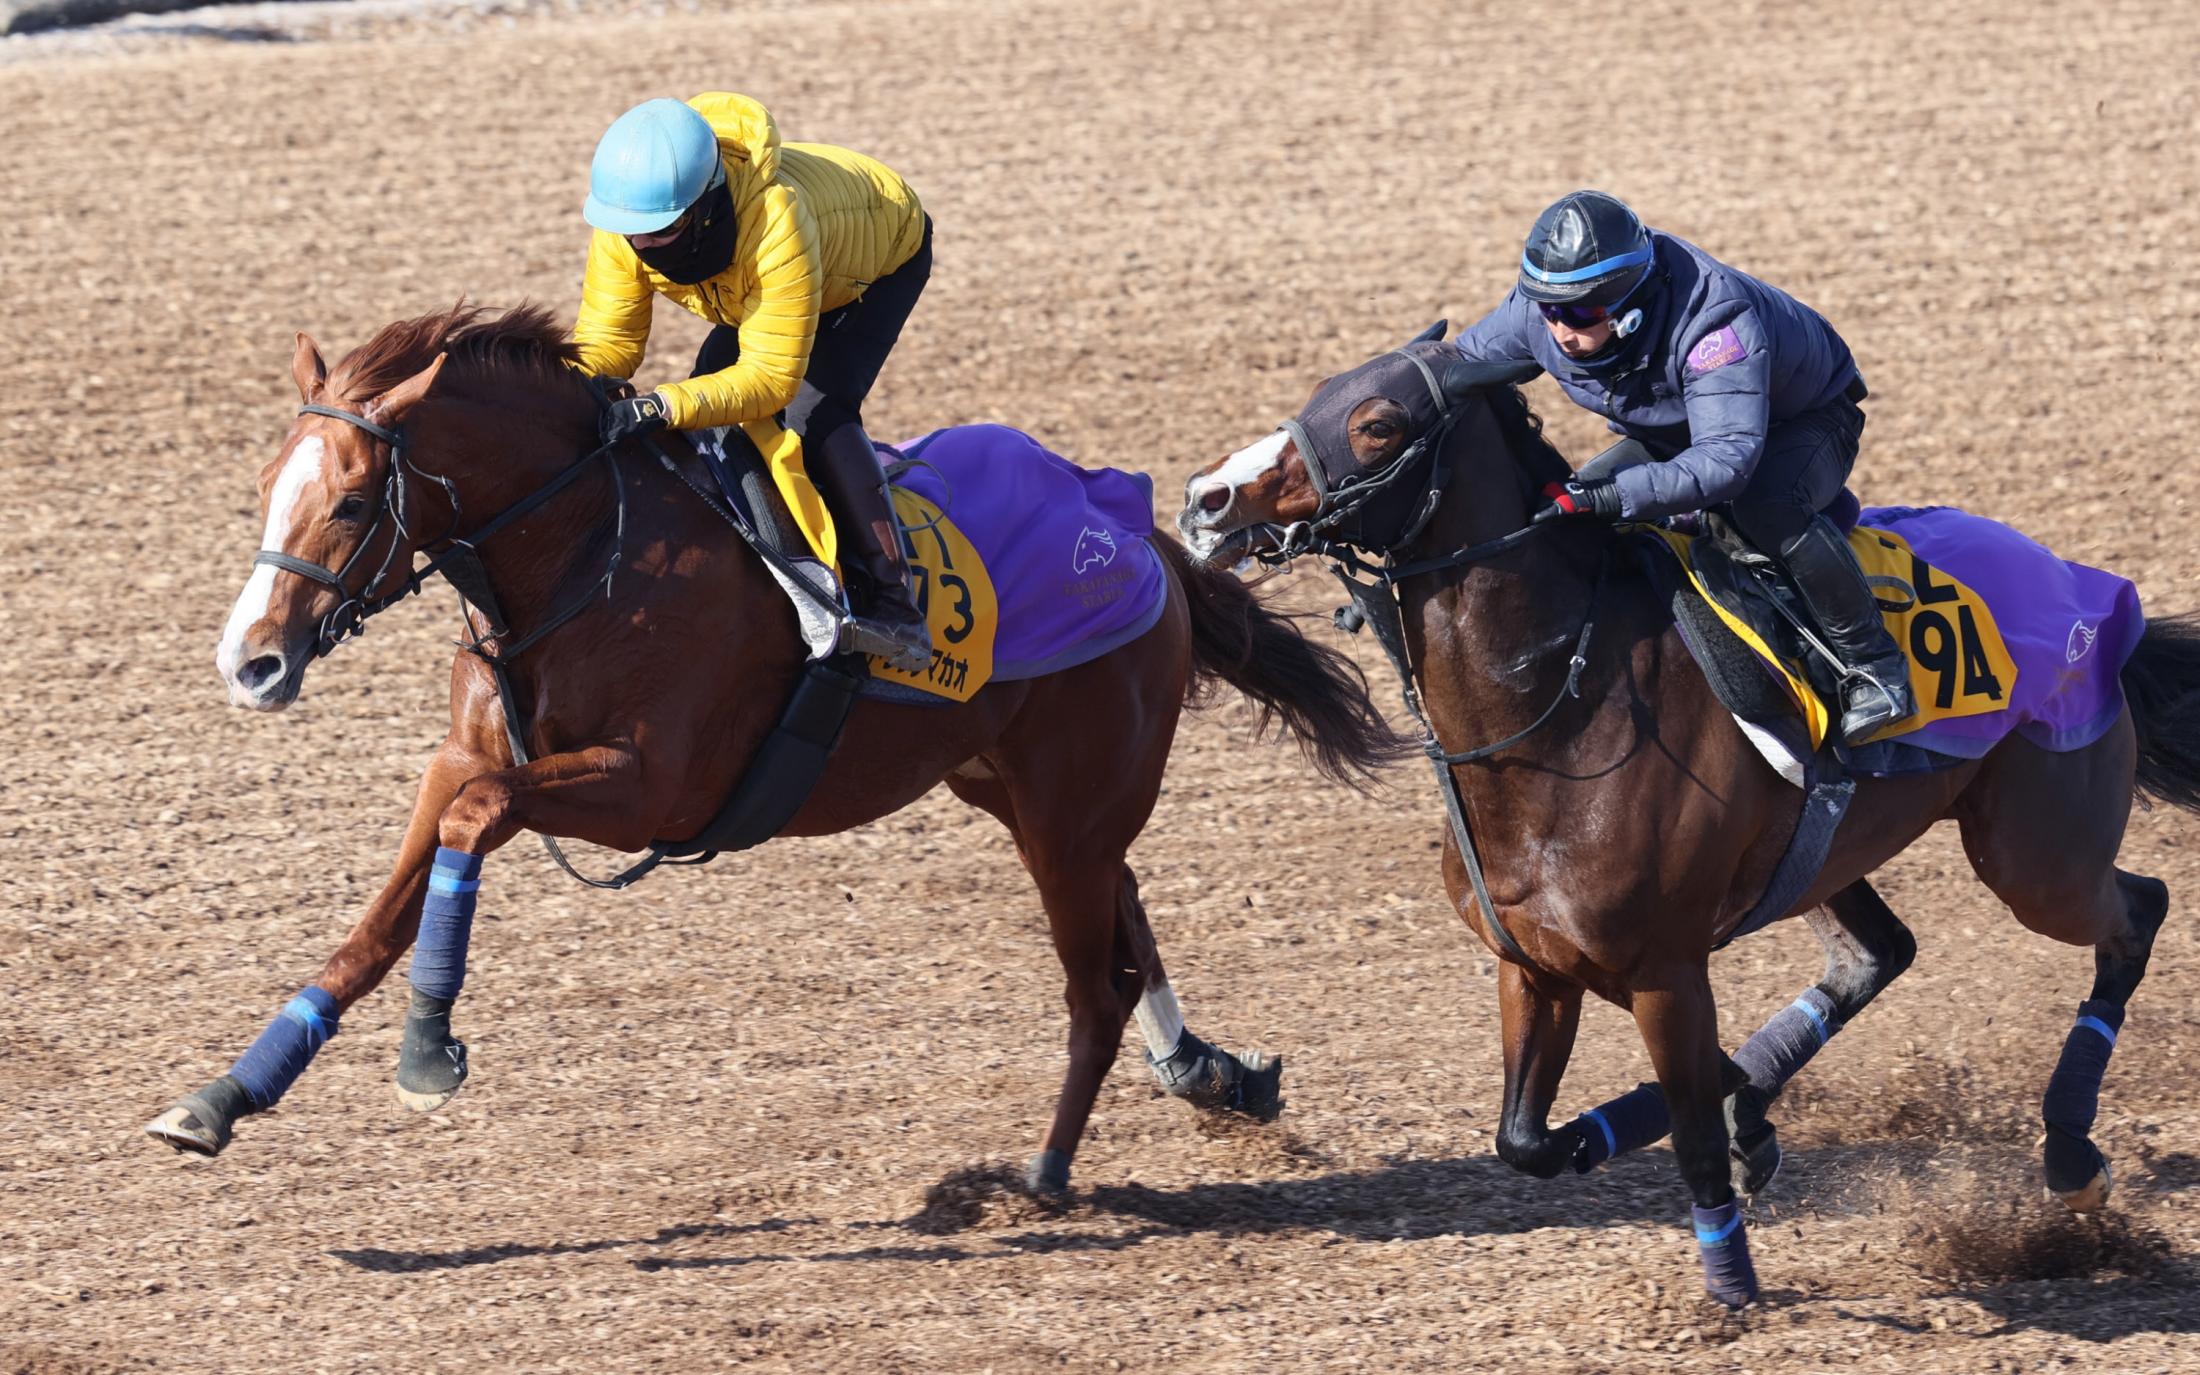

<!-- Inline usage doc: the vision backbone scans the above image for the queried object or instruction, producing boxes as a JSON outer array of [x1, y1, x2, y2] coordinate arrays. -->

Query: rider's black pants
[[690, 214, 934, 456]]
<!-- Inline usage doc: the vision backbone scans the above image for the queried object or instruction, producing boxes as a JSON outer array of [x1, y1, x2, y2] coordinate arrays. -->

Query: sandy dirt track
[[4, 0, 2200, 1369]]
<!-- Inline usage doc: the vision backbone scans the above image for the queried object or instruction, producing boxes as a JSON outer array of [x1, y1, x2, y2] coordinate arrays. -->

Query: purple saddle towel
[[886, 424, 1168, 681]]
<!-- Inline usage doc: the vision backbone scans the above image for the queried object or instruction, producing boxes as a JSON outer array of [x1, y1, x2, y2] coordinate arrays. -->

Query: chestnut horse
[[145, 305, 1403, 1194], [1176, 333, 2200, 1305]]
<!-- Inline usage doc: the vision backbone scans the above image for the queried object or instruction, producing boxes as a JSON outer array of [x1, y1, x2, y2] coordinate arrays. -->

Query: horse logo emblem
[[1072, 526, 1117, 574], [2068, 620, 2098, 663]]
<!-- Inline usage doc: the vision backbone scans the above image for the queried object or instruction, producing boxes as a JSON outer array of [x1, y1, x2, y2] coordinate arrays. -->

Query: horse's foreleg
[[390, 742, 645, 1111], [1635, 961, 1759, 1308], [1118, 866, 1282, 1122], [1724, 879, 1917, 1194], [145, 742, 485, 1156], [1492, 961, 1585, 1179], [1562, 882, 1916, 1189]]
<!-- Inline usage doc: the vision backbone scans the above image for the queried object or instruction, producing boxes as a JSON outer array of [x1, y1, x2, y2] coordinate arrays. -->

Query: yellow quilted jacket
[[572, 93, 926, 429]]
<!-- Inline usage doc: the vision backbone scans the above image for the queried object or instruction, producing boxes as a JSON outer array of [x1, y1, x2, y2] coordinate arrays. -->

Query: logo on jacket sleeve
[[1685, 326, 1747, 376], [1072, 526, 1118, 573]]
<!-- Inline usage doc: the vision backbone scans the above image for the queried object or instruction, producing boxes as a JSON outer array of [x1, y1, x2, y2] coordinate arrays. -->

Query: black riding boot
[[806, 421, 933, 672], [1776, 515, 1917, 744]]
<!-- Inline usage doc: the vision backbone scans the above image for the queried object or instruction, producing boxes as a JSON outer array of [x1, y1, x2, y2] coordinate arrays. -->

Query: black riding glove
[[600, 392, 670, 446], [1534, 479, 1625, 524]]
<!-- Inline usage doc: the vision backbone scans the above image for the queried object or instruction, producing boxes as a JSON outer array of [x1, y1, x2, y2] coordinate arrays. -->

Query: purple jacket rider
[[1453, 230, 1863, 521]]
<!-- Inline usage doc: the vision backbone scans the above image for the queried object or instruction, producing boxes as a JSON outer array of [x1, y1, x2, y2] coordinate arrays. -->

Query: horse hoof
[[394, 1083, 461, 1113], [1025, 1149, 1072, 1196], [1731, 1126, 1783, 1198], [2054, 1160, 2113, 1213], [1706, 1278, 1760, 1310], [1229, 1051, 1284, 1123], [144, 1103, 229, 1157], [395, 1024, 468, 1113]]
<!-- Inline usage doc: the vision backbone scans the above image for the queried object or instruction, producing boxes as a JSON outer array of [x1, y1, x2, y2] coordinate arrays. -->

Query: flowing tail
[[1155, 533, 1411, 788], [2121, 613, 2200, 813]]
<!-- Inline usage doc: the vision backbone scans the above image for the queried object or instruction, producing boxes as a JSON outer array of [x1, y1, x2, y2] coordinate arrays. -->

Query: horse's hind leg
[[1956, 720, 2166, 1211], [945, 766, 1274, 1194], [1117, 866, 1282, 1122], [1726, 879, 1917, 1194]]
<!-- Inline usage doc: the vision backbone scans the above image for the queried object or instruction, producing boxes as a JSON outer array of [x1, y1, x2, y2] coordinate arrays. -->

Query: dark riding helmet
[[1518, 191, 1654, 307]]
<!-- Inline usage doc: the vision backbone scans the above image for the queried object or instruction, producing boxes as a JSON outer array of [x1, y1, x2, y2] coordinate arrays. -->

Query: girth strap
[[491, 645, 867, 891]]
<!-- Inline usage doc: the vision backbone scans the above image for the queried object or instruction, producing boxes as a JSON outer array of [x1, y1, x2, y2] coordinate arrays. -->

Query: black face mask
[[632, 178, 737, 285]]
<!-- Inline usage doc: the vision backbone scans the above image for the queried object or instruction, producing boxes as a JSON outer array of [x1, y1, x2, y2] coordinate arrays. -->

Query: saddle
[[1647, 491, 1919, 759]]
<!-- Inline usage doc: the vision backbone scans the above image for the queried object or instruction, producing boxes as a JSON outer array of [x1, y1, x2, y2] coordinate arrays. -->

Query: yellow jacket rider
[[574, 92, 934, 670]]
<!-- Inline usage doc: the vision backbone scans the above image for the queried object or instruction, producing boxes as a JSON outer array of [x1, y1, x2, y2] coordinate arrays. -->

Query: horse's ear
[[371, 352, 447, 424], [1440, 356, 1543, 402], [1407, 319, 1449, 345], [292, 332, 328, 402]]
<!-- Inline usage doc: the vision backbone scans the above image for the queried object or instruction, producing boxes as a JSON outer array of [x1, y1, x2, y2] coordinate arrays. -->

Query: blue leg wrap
[[2042, 998, 2123, 1140], [227, 986, 341, 1110], [1568, 1081, 1670, 1172], [1732, 988, 1839, 1098], [1569, 990, 1841, 1175], [410, 847, 484, 1002], [1692, 1200, 1760, 1307]]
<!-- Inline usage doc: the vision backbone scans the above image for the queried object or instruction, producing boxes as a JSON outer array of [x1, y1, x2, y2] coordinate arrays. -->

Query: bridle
[[252, 392, 843, 893], [1250, 355, 1612, 970], [252, 404, 462, 658], [253, 401, 629, 663], [1271, 346, 1474, 557]]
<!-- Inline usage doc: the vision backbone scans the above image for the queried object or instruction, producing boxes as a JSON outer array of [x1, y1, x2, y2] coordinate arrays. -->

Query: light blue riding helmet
[[583, 98, 725, 235]]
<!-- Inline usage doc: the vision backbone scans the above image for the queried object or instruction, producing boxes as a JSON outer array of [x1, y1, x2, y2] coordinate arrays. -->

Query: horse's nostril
[[240, 654, 285, 692], [1198, 484, 1231, 515]]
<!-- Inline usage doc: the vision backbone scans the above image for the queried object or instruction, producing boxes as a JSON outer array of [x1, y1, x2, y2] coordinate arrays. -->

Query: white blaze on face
[[216, 435, 325, 682], [1182, 430, 1293, 556], [1209, 429, 1291, 503]]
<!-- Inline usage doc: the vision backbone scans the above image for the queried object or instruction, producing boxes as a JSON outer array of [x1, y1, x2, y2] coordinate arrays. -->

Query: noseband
[[252, 403, 463, 658], [252, 402, 630, 662]]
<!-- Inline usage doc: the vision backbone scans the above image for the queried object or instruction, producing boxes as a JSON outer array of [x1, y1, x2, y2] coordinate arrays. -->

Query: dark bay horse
[[1175, 333, 2200, 1305], [146, 305, 1404, 1193]]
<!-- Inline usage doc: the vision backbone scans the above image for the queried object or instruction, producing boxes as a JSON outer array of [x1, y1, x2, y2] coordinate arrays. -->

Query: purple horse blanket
[[1858, 506, 2144, 758], [887, 424, 1167, 682]]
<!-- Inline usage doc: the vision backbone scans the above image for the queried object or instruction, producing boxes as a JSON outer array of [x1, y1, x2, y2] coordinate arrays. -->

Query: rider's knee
[[785, 385, 857, 441], [1725, 496, 1815, 555]]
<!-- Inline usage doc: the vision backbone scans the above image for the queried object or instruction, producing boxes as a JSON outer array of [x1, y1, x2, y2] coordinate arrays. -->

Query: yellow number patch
[[1849, 526, 2018, 742], [866, 489, 998, 702]]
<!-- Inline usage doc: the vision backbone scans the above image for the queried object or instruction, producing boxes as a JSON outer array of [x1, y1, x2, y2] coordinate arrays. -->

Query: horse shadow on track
[[330, 1217, 813, 1274], [328, 1149, 1684, 1276], [1843, 1269, 2200, 1346], [656, 1150, 1686, 1273]]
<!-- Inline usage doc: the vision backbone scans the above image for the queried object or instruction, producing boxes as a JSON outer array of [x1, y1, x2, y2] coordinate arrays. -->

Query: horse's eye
[[1362, 420, 1398, 440], [333, 493, 369, 522]]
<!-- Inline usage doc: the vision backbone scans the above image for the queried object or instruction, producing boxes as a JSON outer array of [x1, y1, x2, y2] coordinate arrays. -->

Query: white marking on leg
[[1132, 980, 1186, 1062], [216, 435, 324, 680]]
